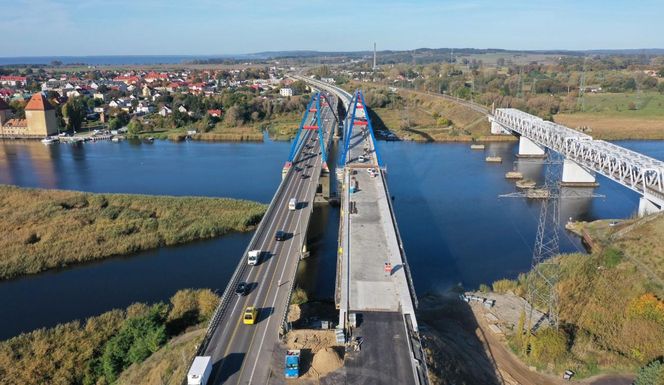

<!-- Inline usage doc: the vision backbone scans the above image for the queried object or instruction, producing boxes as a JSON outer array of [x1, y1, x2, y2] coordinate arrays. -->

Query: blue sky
[[1, 0, 662, 56]]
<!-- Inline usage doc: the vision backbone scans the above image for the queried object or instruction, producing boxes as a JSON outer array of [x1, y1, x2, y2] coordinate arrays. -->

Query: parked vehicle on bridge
[[248, 250, 261, 265], [187, 356, 212, 385], [358, 155, 366, 163], [289, 198, 297, 211], [275, 230, 288, 241], [350, 177, 359, 193], [243, 306, 258, 325], [235, 282, 248, 296], [284, 349, 301, 378]]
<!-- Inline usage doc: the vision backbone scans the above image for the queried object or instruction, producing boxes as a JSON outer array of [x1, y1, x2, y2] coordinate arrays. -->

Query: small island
[[0, 184, 266, 280]]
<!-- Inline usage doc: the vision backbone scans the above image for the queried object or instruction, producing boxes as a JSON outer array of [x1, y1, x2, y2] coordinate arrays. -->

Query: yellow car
[[243, 306, 258, 325]]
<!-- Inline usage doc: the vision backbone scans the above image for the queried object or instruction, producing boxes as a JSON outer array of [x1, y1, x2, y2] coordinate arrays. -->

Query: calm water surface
[[0, 138, 662, 340]]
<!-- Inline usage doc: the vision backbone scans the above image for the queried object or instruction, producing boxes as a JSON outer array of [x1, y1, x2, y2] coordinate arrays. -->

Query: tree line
[[0, 289, 219, 385]]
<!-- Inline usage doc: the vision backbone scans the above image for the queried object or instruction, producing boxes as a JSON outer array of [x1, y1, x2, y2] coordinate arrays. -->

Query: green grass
[[555, 92, 664, 140], [578, 92, 664, 117], [261, 112, 302, 140], [604, 247, 624, 268], [290, 287, 309, 305], [0, 185, 267, 280]]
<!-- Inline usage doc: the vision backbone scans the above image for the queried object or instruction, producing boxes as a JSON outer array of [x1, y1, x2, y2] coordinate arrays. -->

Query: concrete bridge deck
[[340, 110, 416, 317], [299, 77, 428, 385]]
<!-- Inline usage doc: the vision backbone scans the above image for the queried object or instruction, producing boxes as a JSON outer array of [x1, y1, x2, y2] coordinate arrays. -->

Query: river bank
[[0, 184, 266, 280], [0, 289, 217, 385], [453, 212, 664, 383]]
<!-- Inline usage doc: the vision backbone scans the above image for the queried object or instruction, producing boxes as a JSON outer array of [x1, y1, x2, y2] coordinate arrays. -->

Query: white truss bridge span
[[491, 108, 664, 213]]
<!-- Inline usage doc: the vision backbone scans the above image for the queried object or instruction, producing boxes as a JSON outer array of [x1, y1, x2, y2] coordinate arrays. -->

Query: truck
[[248, 249, 261, 265], [284, 349, 301, 379], [288, 198, 297, 211], [187, 356, 212, 385]]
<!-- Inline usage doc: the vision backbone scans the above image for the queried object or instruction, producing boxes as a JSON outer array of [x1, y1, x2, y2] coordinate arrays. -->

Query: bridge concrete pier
[[639, 196, 663, 217], [561, 159, 598, 187], [315, 168, 331, 204], [517, 136, 546, 158]]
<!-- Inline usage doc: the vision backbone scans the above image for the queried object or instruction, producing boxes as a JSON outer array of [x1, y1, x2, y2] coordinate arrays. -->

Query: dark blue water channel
[[0, 139, 662, 340]]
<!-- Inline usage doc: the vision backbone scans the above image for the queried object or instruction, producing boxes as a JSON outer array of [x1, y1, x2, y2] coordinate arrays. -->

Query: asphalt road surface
[[344, 312, 417, 385], [203, 100, 336, 385]]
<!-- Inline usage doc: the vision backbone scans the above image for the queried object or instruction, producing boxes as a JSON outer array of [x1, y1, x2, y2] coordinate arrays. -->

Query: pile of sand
[[286, 329, 337, 353], [310, 347, 343, 377], [287, 304, 301, 323]]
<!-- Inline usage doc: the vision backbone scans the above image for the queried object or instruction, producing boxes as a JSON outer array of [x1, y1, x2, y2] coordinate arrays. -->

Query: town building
[[280, 88, 293, 97], [207, 109, 222, 118], [0, 93, 60, 137], [0, 75, 27, 87]]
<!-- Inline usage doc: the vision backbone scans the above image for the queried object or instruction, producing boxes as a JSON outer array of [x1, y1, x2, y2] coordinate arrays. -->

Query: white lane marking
[[220, 130, 320, 381], [209, 130, 315, 381], [246, 130, 322, 384], [244, 130, 313, 309]]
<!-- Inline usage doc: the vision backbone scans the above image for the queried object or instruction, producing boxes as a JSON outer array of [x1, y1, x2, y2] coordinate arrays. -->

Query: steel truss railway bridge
[[490, 108, 664, 215]]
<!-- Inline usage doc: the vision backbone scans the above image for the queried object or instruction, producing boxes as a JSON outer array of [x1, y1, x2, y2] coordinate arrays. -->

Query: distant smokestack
[[373, 42, 377, 70]]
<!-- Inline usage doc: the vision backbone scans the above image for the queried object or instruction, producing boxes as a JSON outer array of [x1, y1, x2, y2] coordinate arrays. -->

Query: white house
[[135, 102, 155, 115], [159, 106, 172, 116], [66, 89, 83, 98], [280, 88, 293, 97]]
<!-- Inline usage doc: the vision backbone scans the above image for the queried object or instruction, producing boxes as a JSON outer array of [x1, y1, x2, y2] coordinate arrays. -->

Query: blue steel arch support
[[345, 91, 359, 141], [343, 91, 361, 165], [314, 93, 329, 171], [287, 94, 317, 163], [339, 90, 360, 166], [358, 91, 383, 167]]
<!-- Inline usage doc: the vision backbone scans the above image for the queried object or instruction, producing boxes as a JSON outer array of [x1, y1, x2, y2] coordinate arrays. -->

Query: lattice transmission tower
[[527, 151, 562, 330]]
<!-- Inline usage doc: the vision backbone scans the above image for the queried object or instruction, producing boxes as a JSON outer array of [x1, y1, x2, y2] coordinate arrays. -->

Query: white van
[[288, 198, 297, 211], [248, 250, 261, 265]]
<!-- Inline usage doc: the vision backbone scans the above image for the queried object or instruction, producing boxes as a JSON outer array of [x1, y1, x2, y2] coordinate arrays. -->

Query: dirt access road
[[418, 293, 634, 385]]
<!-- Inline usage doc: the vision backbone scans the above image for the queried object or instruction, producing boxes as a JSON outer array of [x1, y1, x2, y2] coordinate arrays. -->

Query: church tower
[[0, 98, 10, 126], [25, 93, 59, 136]]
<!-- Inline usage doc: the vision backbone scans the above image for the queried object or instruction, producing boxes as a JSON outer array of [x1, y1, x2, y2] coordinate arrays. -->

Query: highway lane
[[204, 99, 336, 385]]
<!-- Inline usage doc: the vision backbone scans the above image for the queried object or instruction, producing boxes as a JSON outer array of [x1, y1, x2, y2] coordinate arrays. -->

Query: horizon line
[[2, 47, 664, 60]]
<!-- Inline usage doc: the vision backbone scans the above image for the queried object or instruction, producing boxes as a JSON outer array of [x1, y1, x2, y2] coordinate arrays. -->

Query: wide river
[[0, 138, 662, 340]]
